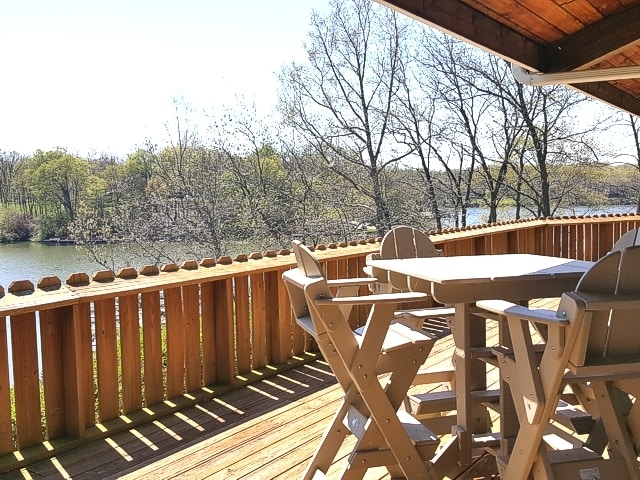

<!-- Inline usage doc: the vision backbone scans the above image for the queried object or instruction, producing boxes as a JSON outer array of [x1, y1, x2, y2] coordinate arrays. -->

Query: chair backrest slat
[[604, 246, 640, 357], [291, 241, 324, 278]]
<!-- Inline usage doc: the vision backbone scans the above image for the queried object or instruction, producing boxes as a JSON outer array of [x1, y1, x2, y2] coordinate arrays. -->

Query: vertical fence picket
[[201, 281, 216, 386], [0, 316, 11, 454], [264, 270, 280, 363], [40, 308, 65, 438], [120, 294, 142, 413], [492, 231, 508, 254], [598, 221, 614, 257], [95, 298, 119, 421], [274, 268, 293, 363], [575, 222, 585, 259], [324, 257, 337, 281], [584, 221, 594, 261], [212, 278, 234, 384], [68, 301, 92, 436], [234, 275, 251, 374], [141, 290, 163, 406], [250, 272, 267, 369], [11, 312, 41, 448], [164, 286, 185, 399], [183, 283, 201, 391]]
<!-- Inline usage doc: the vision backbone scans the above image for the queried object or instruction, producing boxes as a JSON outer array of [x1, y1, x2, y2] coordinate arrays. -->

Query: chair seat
[[355, 322, 433, 352]]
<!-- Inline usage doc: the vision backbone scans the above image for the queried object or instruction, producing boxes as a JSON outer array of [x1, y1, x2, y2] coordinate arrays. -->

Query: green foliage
[[0, 207, 33, 242], [33, 210, 71, 241], [22, 149, 90, 222]]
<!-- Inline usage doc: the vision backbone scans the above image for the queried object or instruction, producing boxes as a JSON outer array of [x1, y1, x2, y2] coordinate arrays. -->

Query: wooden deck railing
[[0, 214, 638, 472]]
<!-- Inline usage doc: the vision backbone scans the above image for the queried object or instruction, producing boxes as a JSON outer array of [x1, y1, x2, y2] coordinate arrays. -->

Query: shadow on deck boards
[[7, 360, 500, 479]]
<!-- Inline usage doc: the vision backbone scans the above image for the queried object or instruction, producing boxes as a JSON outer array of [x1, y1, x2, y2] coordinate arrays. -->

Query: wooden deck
[[5, 301, 562, 480]]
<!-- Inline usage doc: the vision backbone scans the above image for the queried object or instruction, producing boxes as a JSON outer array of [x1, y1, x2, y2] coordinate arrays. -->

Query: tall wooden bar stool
[[477, 245, 640, 479], [283, 241, 441, 479]]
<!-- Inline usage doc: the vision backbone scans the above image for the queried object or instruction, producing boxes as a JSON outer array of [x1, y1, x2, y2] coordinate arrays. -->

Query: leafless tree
[[277, 0, 414, 234], [622, 113, 640, 213]]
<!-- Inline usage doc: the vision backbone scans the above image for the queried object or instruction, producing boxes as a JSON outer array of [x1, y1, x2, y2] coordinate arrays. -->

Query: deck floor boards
[[7, 299, 560, 479]]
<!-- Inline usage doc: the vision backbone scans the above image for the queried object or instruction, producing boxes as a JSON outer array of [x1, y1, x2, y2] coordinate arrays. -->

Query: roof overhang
[[376, 0, 640, 117]]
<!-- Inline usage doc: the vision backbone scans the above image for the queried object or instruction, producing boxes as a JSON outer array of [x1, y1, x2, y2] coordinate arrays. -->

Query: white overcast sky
[[0, 0, 331, 157]]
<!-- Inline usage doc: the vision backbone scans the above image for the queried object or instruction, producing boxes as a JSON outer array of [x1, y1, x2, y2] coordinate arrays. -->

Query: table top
[[369, 254, 594, 304], [369, 254, 593, 285]]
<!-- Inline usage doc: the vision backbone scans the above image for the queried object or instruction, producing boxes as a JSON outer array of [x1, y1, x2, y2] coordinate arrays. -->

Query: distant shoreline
[[42, 238, 107, 246]]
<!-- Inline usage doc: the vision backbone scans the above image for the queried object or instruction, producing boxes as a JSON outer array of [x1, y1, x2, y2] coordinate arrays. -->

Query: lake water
[[0, 242, 101, 288], [0, 205, 636, 288]]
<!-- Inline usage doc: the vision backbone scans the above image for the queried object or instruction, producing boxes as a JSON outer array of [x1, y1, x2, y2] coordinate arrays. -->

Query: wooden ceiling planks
[[462, 0, 564, 45]]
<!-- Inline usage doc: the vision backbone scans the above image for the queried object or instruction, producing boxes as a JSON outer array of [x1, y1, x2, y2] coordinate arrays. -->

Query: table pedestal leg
[[448, 303, 490, 466]]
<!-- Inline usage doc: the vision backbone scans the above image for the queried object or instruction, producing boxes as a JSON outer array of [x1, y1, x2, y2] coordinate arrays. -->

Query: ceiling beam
[[375, 0, 544, 70], [544, 3, 640, 72], [574, 82, 640, 118]]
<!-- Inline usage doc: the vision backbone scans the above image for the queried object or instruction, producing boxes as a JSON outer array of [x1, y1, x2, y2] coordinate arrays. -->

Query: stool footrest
[[408, 389, 500, 416], [398, 409, 440, 446]]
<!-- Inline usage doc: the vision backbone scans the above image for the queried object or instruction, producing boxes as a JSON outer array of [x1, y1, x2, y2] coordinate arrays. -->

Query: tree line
[[1, 0, 639, 269]]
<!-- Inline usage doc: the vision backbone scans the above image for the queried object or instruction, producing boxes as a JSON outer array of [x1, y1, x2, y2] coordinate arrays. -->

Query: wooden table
[[368, 254, 593, 473]]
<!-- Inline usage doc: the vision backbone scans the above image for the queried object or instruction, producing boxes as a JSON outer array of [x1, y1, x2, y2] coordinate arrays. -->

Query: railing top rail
[[0, 241, 381, 314], [426, 213, 640, 241], [2, 214, 639, 315]]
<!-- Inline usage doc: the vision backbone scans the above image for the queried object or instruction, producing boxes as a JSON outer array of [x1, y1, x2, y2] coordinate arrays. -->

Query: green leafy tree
[[23, 149, 89, 223]]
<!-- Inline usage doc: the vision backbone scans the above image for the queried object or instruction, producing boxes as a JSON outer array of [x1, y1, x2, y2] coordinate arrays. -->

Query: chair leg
[[302, 393, 355, 480], [501, 420, 548, 480], [352, 343, 436, 479], [591, 381, 640, 480]]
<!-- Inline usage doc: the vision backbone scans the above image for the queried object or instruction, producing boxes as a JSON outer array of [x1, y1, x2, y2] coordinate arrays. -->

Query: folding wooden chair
[[365, 226, 454, 337], [477, 245, 640, 479], [283, 241, 440, 479]]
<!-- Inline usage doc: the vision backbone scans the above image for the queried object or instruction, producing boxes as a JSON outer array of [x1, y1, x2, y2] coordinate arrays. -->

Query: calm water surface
[[0, 242, 101, 288], [0, 205, 635, 289]]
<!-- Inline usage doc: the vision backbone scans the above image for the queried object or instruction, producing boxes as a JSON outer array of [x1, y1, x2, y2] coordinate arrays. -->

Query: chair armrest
[[476, 299, 568, 325], [365, 252, 381, 264], [327, 277, 378, 287], [314, 291, 427, 306]]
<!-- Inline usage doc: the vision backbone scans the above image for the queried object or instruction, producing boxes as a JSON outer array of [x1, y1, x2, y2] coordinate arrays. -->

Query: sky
[[0, 0, 332, 158]]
